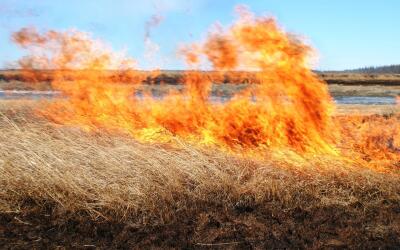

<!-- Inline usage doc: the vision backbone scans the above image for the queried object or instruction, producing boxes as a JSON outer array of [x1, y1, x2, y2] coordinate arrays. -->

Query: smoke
[[143, 14, 164, 69], [145, 14, 164, 40], [0, 3, 40, 18], [11, 27, 136, 70], [0, 3, 40, 31]]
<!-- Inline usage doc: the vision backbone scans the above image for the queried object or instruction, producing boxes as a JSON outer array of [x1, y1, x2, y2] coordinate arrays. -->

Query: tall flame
[[12, 8, 338, 154]]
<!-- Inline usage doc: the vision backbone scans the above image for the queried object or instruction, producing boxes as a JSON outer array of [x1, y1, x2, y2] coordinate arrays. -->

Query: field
[[2, 3, 400, 248], [0, 71, 400, 248], [319, 72, 400, 85], [2, 21, 400, 248], [0, 99, 399, 248], [2, 70, 400, 91]]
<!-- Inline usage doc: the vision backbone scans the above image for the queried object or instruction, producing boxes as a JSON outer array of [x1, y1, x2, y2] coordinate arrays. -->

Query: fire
[[10, 9, 337, 154], [337, 114, 400, 171], [11, 6, 399, 168]]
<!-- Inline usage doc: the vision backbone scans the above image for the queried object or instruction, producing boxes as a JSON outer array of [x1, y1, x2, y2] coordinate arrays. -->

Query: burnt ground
[[1, 200, 399, 249]]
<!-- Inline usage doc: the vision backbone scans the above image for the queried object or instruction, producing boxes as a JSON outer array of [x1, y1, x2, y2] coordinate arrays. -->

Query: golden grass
[[329, 84, 400, 97], [2, 70, 400, 91], [320, 73, 400, 85], [0, 101, 399, 248], [336, 104, 400, 115]]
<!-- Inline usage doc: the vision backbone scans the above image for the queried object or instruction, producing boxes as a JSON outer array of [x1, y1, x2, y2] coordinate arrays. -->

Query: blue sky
[[0, 0, 399, 70]]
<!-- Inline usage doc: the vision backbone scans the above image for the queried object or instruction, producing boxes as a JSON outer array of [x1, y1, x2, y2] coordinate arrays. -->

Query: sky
[[0, 0, 399, 70]]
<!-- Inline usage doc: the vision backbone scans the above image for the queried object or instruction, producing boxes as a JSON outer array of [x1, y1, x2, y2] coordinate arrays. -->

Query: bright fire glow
[[10, 7, 400, 169]]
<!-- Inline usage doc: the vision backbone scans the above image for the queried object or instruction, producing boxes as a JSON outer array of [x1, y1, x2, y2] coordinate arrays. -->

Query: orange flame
[[338, 114, 400, 171], [11, 7, 400, 171], [9, 5, 400, 174], [11, 8, 338, 154]]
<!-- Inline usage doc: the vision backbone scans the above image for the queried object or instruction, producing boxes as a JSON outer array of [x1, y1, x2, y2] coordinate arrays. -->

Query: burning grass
[[10, 9, 338, 154], [1, 5, 400, 248], [0, 102, 400, 248]]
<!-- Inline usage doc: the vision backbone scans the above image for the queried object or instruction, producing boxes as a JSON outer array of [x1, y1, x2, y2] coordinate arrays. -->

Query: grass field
[[0, 100, 399, 248], [2, 70, 400, 92], [320, 73, 400, 85], [3, 6, 400, 248]]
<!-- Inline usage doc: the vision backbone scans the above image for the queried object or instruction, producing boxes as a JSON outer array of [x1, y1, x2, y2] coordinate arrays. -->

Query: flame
[[338, 114, 400, 171], [11, 6, 399, 170], [11, 9, 337, 154]]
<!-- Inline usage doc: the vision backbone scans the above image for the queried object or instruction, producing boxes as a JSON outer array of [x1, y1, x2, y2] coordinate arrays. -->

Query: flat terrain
[[0, 71, 399, 248], [0, 100, 399, 248], [2, 70, 400, 91], [329, 84, 400, 97], [320, 72, 400, 85]]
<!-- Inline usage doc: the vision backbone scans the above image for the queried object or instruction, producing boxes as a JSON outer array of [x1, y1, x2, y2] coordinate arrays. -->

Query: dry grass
[[320, 73, 400, 85], [329, 84, 400, 97], [0, 101, 400, 248], [2, 70, 400, 91], [336, 104, 400, 115]]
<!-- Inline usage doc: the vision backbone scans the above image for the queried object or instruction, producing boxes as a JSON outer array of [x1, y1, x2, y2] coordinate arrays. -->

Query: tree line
[[343, 64, 400, 74]]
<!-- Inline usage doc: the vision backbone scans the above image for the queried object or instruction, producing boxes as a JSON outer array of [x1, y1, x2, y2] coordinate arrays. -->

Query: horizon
[[0, 0, 399, 71], [0, 66, 399, 72]]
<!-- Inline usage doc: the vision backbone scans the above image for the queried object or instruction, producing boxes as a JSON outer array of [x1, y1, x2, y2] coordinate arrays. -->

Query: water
[[0, 90, 397, 105], [334, 96, 396, 105]]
